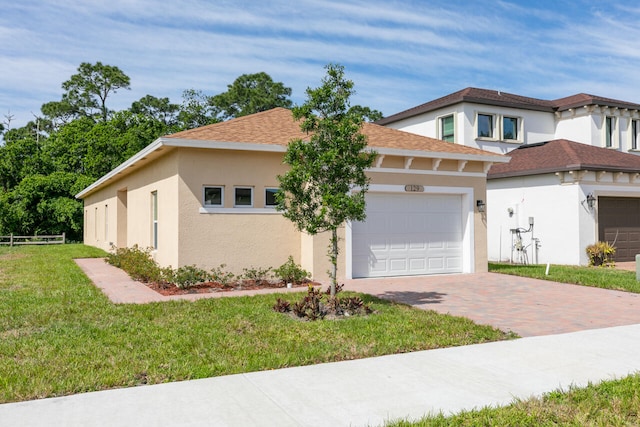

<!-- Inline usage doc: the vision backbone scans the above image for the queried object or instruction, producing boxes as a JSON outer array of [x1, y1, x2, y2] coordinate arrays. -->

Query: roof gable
[[488, 139, 640, 179]]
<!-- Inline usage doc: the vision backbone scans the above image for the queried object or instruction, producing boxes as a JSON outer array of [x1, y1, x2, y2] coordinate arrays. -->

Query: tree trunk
[[330, 228, 338, 297]]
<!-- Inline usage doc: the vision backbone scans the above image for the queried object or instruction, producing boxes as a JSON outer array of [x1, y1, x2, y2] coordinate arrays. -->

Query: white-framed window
[[605, 116, 615, 148], [151, 191, 158, 250], [234, 187, 253, 207], [203, 186, 224, 207], [265, 188, 279, 207], [631, 119, 639, 150], [438, 114, 455, 142], [502, 116, 519, 141], [477, 113, 495, 138]]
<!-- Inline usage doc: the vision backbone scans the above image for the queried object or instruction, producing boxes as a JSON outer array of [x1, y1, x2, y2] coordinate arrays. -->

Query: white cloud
[[4, 0, 640, 130]]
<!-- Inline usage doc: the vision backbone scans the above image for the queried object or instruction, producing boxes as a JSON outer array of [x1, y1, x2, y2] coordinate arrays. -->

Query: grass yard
[[489, 262, 640, 293], [388, 373, 640, 426], [419, 262, 640, 425], [0, 245, 514, 403]]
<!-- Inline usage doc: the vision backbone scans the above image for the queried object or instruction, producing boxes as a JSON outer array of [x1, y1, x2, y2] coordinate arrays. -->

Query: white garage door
[[352, 193, 463, 278]]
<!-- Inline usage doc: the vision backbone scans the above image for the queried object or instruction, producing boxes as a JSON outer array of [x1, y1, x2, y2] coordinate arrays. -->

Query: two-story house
[[378, 88, 640, 265]]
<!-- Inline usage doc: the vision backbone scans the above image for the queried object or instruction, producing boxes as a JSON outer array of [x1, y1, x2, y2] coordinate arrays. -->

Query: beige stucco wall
[[81, 145, 489, 284], [82, 150, 181, 267], [174, 148, 301, 275]]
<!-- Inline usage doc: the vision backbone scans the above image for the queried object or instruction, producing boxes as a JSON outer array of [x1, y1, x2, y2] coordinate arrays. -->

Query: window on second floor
[[605, 116, 615, 148], [477, 114, 494, 138], [439, 115, 455, 142], [632, 119, 639, 150], [502, 116, 519, 140]]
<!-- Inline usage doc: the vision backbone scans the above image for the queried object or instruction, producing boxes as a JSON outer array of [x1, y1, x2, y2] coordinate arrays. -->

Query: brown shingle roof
[[488, 139, 640, 179], [377, 87, 640, 125], [167, 107, 498, 157], [376, 87, 555, 125], [552, 93, 640, 111]]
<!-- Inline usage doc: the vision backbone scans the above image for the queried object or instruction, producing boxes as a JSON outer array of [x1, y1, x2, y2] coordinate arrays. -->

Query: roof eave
[[378, 97, 553, 125], [75, 138, 164, 199], [488, 165, 640, 179], [373, 146, 509, 163]]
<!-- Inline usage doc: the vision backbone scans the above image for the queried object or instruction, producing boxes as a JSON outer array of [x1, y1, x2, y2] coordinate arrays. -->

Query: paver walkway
[[76, 258, 640, 337]]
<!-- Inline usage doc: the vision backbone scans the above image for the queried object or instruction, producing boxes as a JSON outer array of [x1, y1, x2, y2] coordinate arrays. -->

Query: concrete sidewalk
[[1, 324, 639, 426]]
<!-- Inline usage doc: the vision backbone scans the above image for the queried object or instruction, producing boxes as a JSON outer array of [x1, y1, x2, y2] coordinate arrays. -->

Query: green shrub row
[[106, 245, 310, 289]]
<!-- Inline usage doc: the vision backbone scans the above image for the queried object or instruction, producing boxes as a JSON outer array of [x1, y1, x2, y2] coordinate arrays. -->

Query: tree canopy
[[209, 72, 293, 120], [277, 64, 377, 295], [0, 63, 381, 245]]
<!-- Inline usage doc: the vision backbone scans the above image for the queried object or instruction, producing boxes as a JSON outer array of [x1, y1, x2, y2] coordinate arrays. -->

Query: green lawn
[[0, 245, 514, 403], [489, 262, 640, 293], [388, 262, 640, 426], [388, 373, 640, 426]]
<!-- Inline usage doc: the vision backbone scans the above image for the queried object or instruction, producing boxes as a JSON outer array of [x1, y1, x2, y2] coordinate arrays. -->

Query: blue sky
[[2, 0, 640, 130]]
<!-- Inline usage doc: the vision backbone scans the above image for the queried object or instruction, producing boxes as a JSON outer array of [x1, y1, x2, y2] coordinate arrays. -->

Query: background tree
[[44, 62, 131, 123], [130, 95, 180, 127], [177, 89, 219, 129], [348, 105, 384, 122], [210, 72, 292, 120], [0, 172, 93, 241], [276, 64, 377, 296]]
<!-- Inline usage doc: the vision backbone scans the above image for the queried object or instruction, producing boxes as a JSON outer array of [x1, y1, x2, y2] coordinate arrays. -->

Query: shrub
[[292, 285, 325, 320], [273, 256, 310, 284], [172, 265, 209, 289], [586, 241, 616, 267], [209, 264, 235, 286], [241, 266, 272, 284], [106, 245, 163, 283], [273, 298, 291, 313], [280, 283, 372, 321]]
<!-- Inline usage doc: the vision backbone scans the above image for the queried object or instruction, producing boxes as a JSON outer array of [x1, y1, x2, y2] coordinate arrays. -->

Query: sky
[[3, 0, 640, 130]]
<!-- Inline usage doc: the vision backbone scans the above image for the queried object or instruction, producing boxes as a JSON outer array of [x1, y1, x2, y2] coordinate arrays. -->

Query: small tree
[[277, 64, 376, 296]]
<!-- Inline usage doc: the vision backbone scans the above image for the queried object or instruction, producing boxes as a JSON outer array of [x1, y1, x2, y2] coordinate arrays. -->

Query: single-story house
[[487, 139, 640, 265], [77, 107, 507, 283]]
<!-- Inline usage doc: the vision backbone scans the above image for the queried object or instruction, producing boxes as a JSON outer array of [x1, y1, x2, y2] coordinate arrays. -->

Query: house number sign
[[404, 184, 424, 192]]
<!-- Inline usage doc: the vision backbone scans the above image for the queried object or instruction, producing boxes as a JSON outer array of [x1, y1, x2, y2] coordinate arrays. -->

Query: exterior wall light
[[586, 193, 596, 210], [476, 199, 486, 212]]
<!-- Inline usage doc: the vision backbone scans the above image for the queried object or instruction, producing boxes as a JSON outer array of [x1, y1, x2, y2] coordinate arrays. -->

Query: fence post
[[10, 234, 13, 247], [62, 232, 66, 244]]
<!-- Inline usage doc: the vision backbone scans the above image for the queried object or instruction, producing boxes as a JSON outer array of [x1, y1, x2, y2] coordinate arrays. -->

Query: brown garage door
[[598, 197, 640, 262]]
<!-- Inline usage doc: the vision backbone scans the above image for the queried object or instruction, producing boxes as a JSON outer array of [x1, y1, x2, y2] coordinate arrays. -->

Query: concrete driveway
[[345, 272, 640, 337]]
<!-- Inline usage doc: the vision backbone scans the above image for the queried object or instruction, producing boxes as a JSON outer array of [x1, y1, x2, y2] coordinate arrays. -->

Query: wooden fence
[[0, 233, 66, 246]]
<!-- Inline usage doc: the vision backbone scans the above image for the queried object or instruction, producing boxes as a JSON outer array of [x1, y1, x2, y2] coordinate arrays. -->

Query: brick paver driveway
[[345, 273, 640, 337]]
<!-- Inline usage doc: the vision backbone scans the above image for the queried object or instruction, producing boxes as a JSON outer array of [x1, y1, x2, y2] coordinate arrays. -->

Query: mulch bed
[[145, 280, 314, 296]]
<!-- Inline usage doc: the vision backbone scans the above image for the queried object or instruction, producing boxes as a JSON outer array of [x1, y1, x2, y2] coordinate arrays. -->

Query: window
[[234, 187, 253, 207], [632, 120, 639, 150], [439, 115, 454, 142], [151, 191, 158, 250], [477, 114, 494, 138], [203, 186, 224, 207], [605, 116, 615, 148], [503, 116, 518, 140], [265, 188, 279, 207], [104, 205, 108, 240]]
